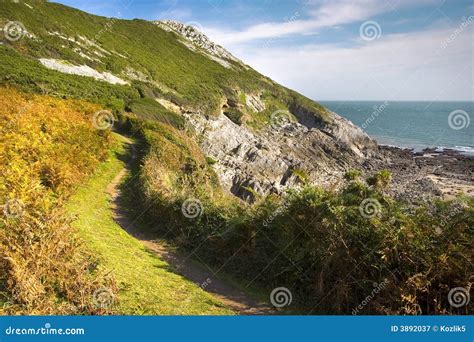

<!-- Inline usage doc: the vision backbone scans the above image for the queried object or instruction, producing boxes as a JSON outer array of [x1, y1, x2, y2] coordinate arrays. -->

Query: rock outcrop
[[151, 21, 379, 201], [39, 58, 129, 85], [154, 20, 243, 68], [183, 108, 377, 201], [245, 94, 266, 113]]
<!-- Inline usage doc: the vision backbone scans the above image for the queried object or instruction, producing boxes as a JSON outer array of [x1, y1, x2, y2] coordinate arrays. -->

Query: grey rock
[[155, 20, 243, 67], [183, 109, 376, 201]]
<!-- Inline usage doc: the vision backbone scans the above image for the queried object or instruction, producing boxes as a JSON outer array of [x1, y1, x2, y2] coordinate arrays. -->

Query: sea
[[320, 101, 474, 156]]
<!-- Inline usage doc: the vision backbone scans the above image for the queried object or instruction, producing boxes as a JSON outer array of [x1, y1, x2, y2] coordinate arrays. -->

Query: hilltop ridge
[[0, 0, 377, 200], [0, 1, 472, 316], [155, 20, 243, 67], [0, 1, 470, 202]]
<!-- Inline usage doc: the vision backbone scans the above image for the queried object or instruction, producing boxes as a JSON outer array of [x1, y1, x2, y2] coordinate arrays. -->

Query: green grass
[[0, 0, 331, 122], [128, 97, 184, 128], [65, 133, 233, 315], [0, 45, 137, 112]]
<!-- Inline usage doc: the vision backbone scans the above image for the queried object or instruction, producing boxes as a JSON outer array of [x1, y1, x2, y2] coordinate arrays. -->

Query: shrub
[[248, 185, 473, 314], [206, 156, 218, 165], [344, 169, 362, 181], [224, 108, 244, 125], [367, 169, 392, 189], [128, 98, 184, 129], [0, 87, 115, 314], [126, 118, 473, 315]]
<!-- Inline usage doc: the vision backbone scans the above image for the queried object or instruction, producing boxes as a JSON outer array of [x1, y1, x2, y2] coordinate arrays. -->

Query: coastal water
[[320, 101, 474, 155]]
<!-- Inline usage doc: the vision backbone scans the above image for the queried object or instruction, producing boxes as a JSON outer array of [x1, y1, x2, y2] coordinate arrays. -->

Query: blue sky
[[54, 0, 473, 101]]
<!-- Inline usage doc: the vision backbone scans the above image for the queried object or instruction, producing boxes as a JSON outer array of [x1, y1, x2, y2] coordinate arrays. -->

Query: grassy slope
[[65, 133, 233, 315], [0, 0, 330, 123], [0, 87, 117, 314], [0, 45, 137, 110]]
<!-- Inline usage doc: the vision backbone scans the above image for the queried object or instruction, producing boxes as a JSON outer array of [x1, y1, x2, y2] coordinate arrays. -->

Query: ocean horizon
[[321, 100, 474, 156]]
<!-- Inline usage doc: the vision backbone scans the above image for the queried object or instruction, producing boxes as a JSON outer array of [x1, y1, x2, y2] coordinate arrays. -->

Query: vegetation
[[128, 97, 184, 128], [246, 184, 473, 314], [65, 134, 232, 314], [0, 1, 330, 126], [0, 87, 231, 314], [124, 116, 473, 315], [223, 107, 244, 125], [0, 46, 137, 112], [0, 1, 472, 316], [0, 87, 114, 314]]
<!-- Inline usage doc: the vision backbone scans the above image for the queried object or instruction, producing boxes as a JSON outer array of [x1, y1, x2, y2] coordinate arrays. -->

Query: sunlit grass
[[65, 133, 233, 315]]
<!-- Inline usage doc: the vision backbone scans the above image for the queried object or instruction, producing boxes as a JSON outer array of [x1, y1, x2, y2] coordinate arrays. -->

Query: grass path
[[66, 133, 233, 315], [108, 134, 272, 314]]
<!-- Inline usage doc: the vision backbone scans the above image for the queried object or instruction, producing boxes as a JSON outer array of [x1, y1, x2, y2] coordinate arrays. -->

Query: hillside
[[65, 133, 234, 315], [0, 1, 472, 315], [0, 87, 114, 314], [0, 0, 378, 201]]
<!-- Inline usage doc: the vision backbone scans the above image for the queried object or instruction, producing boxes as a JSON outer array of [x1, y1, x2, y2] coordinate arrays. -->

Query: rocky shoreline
[[183, 106, 472, 203], [369, 145, 474, 202]]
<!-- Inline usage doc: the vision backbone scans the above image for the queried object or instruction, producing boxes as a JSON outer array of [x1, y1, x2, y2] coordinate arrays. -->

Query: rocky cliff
[[0, 2, 378, 201], [183, 108, 377, 201], [155, 20, 243, 69], [148, 22, 469, 203], [153, 22, 378, 200]]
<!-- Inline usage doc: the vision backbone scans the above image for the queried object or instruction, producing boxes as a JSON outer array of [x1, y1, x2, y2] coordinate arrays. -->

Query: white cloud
[[196, 0, 470, 100], [156, 7, 192, 21], [228, 25, 473, 101], [204, 0, 438, 44]]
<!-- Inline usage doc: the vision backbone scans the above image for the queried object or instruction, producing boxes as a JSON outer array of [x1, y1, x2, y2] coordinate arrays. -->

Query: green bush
[[224, 108, 244, 125], [344, 169, 362, 181], [248, 185, 473, 314], [0, 87, 115, 314], [128, 98, 184, 128], [126, 118, 473, 315], [367, 169, 392, 189]]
